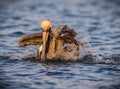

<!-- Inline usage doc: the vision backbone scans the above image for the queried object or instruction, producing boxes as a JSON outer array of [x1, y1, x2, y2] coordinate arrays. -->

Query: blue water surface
[[0, 0, 120, 89]]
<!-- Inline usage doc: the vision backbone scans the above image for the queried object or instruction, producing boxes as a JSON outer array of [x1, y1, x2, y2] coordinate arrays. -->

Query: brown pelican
[[18, 19, 84, 62]]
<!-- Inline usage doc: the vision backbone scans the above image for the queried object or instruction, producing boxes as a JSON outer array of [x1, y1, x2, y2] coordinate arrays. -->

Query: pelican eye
[[42, 28, 51, 32]]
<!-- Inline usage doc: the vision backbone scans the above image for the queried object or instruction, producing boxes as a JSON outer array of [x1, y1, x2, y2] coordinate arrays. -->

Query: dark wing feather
[[52, 25, 78, 45], [18, 32, 42, 46]]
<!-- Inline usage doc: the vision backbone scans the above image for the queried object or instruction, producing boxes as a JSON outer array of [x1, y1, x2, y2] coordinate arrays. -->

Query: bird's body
[[18, 20, 83, 61]]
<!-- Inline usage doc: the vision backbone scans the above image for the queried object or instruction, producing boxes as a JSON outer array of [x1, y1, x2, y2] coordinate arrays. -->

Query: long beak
[[41, 31, 50, 61]]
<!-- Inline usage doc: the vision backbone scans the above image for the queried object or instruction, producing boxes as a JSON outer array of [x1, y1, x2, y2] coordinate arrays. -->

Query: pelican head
[[40, 19, 52, 61]]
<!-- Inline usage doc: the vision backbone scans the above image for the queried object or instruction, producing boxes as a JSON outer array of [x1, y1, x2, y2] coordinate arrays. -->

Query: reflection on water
[[0, 0, 120, 89]]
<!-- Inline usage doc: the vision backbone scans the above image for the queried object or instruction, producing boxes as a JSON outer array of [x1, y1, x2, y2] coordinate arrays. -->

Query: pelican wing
[[18, 25, 79, 46], [18, 32, 42, 46], [52, 25, 78, 45]]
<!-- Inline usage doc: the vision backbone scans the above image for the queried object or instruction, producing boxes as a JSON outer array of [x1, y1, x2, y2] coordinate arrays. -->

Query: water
[[0, 0, 120, 89]]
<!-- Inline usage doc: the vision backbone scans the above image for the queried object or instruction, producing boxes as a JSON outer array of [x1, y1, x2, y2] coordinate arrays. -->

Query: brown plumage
[[18, 23, 83, 61], [18, 25, 79, 46], [19, 32, 42, 46]]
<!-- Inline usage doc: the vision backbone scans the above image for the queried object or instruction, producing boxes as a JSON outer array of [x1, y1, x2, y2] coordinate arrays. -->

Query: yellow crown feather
[[41, 19, 52, 31]]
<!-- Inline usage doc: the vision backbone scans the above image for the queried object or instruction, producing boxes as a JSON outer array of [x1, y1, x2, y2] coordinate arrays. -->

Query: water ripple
[[0, 0, 120, 89]]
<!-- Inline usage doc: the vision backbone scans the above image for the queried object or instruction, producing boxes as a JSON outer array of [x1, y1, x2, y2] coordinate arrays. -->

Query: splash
[[81, 38, 120, 64], [10, 46, 38, 60], [9, 39, 120, 64]]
